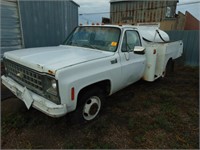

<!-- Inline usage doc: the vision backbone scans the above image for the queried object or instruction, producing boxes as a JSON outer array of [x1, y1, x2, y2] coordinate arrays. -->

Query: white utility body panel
[[144, 41, 183, 81]]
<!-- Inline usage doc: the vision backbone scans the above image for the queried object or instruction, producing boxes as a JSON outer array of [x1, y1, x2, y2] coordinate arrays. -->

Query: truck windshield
[[64, 26, 121, 52]]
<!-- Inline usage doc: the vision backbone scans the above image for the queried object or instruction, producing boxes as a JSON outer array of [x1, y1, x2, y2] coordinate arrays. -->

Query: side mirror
[[133, 46, 145, 54]]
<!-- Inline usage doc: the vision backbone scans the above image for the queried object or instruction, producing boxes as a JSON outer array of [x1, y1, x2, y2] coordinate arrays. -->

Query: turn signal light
[[153, 49, 156, 54], [71, 87, 75, 101]]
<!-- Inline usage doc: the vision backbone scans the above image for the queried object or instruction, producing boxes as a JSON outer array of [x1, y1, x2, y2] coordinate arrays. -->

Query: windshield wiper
[[82, 44, 101, 50], [67, 42, 101, 50]]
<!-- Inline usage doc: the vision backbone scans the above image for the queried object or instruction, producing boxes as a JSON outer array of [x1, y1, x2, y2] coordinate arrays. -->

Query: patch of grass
[[128, 115, 152, 131], [16, 140, 33, 149], [128, 118, 135, 129], [160, 102, 178, 120], [91, 142, 114, 149], [154, 132, 166, 143], [2, 113, 27, 135], [63, 143, 76, 149], [142, 100, 153, 108], [63, 138, 115, 149], [134, 135, 146, 143], [187, 109, 199, 121], [160, 90, 176, 97], [155, 115, 174, 132]]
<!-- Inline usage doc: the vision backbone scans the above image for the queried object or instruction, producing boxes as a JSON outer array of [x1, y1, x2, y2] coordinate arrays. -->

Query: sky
[[73, 0, 200, 24]]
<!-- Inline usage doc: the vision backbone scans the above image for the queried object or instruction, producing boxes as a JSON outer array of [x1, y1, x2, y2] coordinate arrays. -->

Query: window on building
[[166, 6, 173, 18]]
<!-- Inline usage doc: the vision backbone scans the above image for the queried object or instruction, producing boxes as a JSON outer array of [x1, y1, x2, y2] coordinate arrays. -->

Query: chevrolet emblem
[[17, 72, 23, 78]]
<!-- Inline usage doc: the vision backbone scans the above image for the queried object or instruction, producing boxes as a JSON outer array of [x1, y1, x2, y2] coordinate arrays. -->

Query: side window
[[121, 30, 141, 52]]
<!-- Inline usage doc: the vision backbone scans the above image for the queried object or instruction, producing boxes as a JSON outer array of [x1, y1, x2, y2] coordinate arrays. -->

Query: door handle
[[110, 58, 118, 64]]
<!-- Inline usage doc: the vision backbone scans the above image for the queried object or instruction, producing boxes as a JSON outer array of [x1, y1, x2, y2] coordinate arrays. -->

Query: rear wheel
[[162, 59, 174, 77], [70, 87, 105, 123]]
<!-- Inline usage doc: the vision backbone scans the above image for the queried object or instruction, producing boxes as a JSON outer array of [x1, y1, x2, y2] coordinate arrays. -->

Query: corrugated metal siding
[[1, 0, 23, 58], [19, 0, 78, 48], [166, 30, 199, 66], [110, 0, 177, 24], [65, 1, 79, 36]]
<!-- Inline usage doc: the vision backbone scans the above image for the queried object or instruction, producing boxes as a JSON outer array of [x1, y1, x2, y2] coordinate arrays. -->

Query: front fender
[[56, 55, 120, 112]]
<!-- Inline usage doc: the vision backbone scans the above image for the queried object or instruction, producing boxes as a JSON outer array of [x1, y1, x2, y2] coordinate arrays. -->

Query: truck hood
[[4, 45, 114, 73]]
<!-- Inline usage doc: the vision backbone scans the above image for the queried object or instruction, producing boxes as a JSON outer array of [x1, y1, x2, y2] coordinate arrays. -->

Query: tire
[[162, 59, 174, 77], [70, 87, 105, 123]]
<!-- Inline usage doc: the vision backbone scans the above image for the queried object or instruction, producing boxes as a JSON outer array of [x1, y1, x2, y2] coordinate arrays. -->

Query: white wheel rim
[[82, 96, 101, 121]]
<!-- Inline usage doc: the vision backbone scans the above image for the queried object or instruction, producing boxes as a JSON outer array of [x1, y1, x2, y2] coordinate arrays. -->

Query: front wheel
[[70, 87, 105, 123], [82, 95, 102, 121]]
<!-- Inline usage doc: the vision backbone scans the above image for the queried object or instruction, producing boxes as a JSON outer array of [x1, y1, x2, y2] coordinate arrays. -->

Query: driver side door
[[119, 29, 146, 86]]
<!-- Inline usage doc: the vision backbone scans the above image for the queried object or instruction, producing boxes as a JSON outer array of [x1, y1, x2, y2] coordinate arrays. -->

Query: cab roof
[[80, 24, 159, 31]]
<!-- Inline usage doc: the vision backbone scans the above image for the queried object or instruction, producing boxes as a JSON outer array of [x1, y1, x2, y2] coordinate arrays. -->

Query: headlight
[[45, 78, 58, 95], [51, 79, 57, 89], [44, 76, 60, 104]]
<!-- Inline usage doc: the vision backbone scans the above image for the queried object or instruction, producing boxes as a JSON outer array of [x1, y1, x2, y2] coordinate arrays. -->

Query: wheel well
[[165, 58, 174, 74], [168, 58, 173, 63], [77, 80, 111, 101]]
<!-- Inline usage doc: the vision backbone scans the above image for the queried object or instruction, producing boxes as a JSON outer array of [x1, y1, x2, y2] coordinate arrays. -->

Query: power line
[[79, 1, 200, 16]]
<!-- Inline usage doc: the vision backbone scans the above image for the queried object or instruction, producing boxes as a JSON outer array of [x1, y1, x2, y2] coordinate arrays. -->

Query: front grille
[[4, 59, 44, 95]]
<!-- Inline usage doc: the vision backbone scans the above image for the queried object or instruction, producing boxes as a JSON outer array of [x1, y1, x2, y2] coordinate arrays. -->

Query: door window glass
[[122, 31, 141, 52]]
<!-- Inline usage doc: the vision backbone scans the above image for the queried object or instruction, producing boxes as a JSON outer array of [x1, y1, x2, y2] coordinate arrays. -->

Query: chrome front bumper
[[1, 75, 68, 117]]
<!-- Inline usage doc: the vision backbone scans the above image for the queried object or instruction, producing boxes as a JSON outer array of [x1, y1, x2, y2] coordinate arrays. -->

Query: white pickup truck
[[2, 25, 183, 122]]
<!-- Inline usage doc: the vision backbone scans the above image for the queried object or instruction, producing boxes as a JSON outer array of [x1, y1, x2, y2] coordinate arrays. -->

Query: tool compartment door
[[143, 40, 183, 81]]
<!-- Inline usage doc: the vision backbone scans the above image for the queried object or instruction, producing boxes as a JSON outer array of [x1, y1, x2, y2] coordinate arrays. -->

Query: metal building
[[110, 0, 178, 25], [1, 0, 79, 59], [1, 0, 24, 59]]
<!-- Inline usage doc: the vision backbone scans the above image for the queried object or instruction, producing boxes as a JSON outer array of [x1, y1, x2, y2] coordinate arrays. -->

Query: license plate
[[21, 87, 33, 109]]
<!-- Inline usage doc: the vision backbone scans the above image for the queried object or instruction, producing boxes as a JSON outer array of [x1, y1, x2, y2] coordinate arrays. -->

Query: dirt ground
[[1, 64, 199, 149]]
